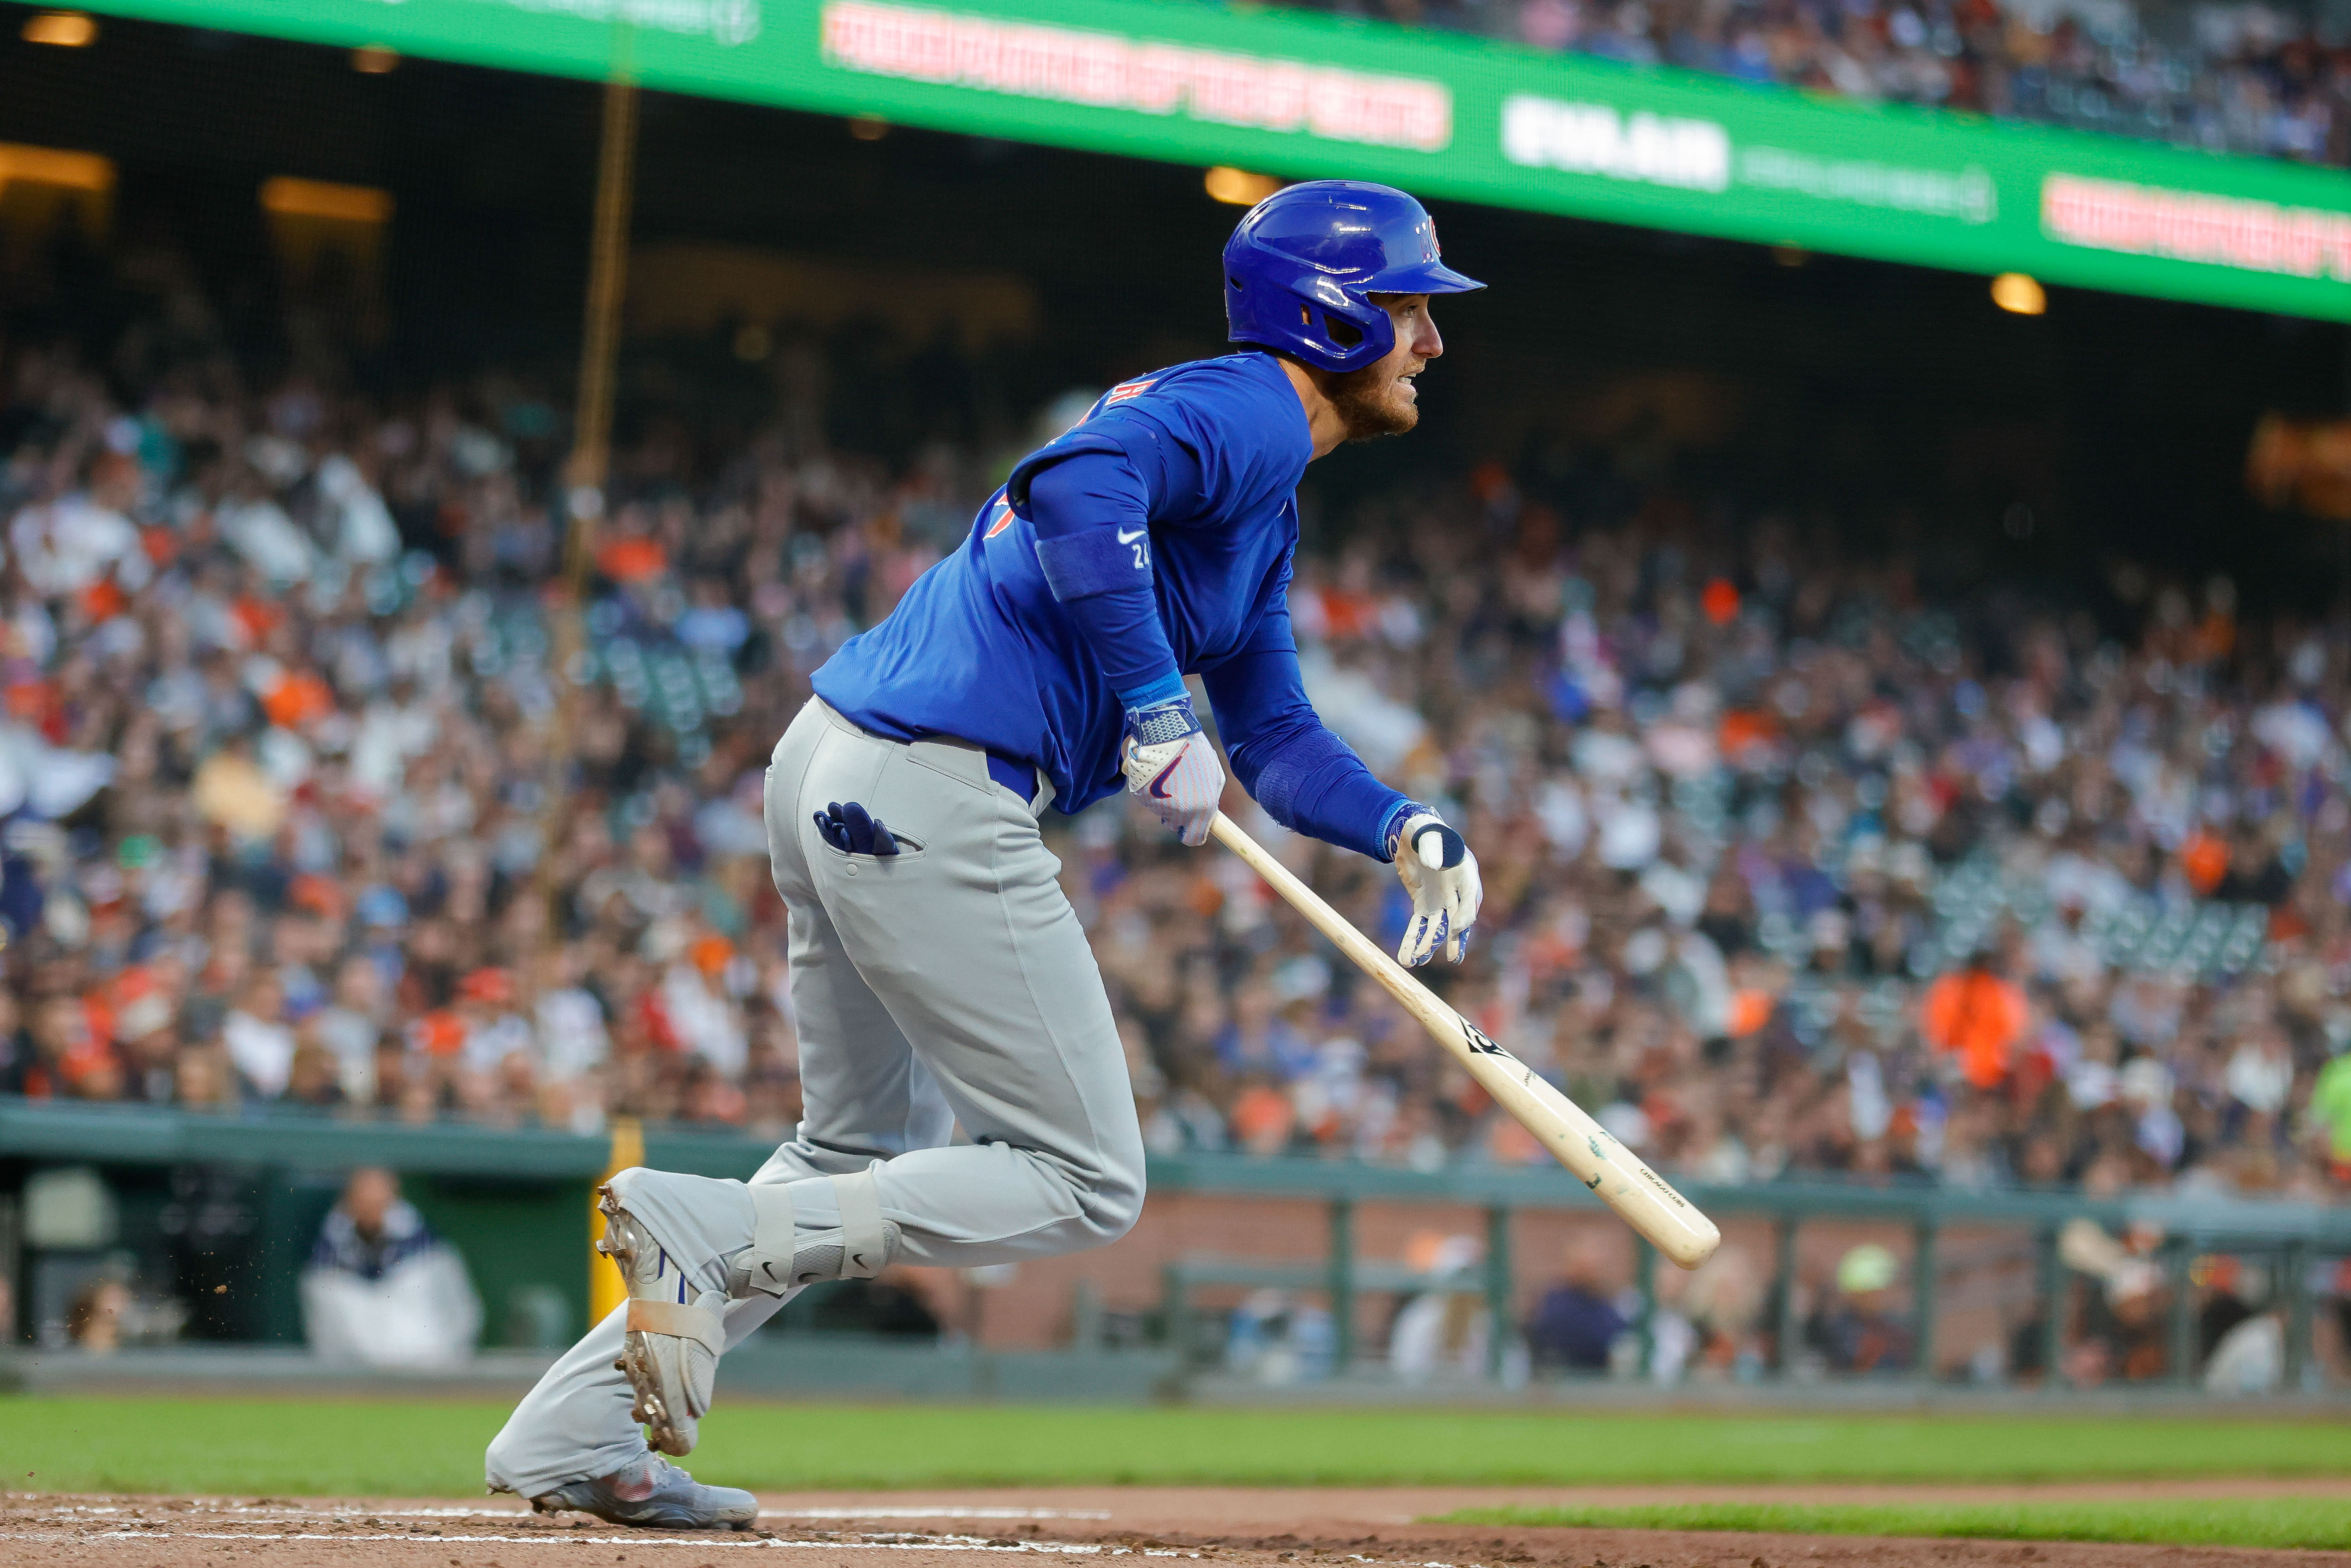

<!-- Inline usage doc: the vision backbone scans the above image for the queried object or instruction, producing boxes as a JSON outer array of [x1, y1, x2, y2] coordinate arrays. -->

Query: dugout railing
[[4, 1096, 2349, 1390]]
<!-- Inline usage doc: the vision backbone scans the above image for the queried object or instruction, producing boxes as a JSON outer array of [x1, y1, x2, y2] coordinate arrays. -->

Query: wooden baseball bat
[[1209, 811, 1722, 1269]]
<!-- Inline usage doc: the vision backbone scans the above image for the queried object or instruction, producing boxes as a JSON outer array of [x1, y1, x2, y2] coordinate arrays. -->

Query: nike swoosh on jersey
[[1116, 526, 1146, 545]]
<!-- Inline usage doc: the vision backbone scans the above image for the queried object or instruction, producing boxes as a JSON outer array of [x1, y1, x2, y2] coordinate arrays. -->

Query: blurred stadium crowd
[[2, 306, 2349, 1212], [1282, 0, 2351, 166]]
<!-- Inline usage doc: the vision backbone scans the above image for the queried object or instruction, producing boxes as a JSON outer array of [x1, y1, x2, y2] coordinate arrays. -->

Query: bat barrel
[[1463, 1048, 1722, 1269], [1634, 1196, 1722, 1269], [1210, 813, 1724, 1271]]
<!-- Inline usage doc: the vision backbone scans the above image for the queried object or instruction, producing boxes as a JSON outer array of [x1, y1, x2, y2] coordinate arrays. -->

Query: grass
[[5, 1398, 2351, 1498], [1434, 1499, 2351, 1552]]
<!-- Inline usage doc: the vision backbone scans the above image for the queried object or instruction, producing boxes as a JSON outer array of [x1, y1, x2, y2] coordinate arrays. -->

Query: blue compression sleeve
[[1203, 605, 1408, 861], [1025, 450, 1185, 706]]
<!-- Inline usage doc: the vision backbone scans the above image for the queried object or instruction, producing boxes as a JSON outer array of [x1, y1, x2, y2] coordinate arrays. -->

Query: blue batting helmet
[[1223, 181, 1484, 374]]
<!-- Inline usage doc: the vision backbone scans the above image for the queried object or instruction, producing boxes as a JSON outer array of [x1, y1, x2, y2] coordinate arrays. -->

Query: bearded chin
[[1329, 363, 1419, 442]]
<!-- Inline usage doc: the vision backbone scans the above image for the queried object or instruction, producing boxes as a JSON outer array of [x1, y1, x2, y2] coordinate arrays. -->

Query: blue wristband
[[1383, 800, 1431, 854], [1118, 671, 1189, 708]]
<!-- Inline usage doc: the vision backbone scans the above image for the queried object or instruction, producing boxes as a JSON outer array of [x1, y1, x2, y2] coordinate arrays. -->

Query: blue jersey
[[815, 352, 1310, 816]]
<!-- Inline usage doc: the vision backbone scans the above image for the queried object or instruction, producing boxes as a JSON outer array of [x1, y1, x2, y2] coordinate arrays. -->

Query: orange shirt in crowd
[[1919, 969, 2029, 1088], [2179, 829, 2229, 897], [598, 536, 667, 583], [1726, 988, 1777, 1039], [260, 668, 335, 731], [1229, 1083, 1295, 1153]]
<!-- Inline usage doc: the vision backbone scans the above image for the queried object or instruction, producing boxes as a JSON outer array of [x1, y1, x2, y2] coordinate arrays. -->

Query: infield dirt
[[5, 1484, 2347, 1568]]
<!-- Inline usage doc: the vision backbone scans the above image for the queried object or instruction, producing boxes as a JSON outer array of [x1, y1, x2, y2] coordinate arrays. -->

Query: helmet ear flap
[[1292, 302, 1365, 354], [1233, 271, 1389, 372]]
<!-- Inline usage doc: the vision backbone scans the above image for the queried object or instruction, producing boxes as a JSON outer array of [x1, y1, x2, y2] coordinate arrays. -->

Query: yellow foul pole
[[566, 47, 642, 1324], [590, 1115, 645, 1322]]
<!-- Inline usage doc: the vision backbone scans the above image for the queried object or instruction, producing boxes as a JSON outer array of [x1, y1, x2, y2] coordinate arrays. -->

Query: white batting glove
[[1122, 695, 1225, 847], [1391, 808, 1481, 966]]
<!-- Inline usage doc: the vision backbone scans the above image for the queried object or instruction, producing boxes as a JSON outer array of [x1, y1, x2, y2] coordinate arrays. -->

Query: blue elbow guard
[[1034, 526, 1152, 602]]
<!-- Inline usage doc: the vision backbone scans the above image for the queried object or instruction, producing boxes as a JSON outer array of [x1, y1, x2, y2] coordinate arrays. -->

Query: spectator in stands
[[114, 971, 181, 1104], [1526, 1235, 1630, 1372], [222, 974, 295, 1101], [172, 1041, 240, 1112], [1678, 1242, 1767, 1378], [1920, 949, 2030, 1092], [1809, 1244, 1915, 1374], [300, 1167, 482, 1367], [2068, 1258, 2169, 1384], [1389, 1233, 1495, 1383], [2192, 1253, 2284, 1392], [66, 1275, 132, 1354], [285, 1033, 348, 1107], [2311, 1049, 2351, 1181]]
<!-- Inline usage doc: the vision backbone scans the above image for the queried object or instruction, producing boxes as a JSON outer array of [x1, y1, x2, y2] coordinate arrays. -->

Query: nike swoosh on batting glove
[[1121, 695, 1225, 847], [1389, 807, 1482, 966]]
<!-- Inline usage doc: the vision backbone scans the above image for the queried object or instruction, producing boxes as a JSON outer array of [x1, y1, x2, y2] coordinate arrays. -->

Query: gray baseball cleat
[[597, 1170, 724, 1456], [530, 1452, 757, 1530]]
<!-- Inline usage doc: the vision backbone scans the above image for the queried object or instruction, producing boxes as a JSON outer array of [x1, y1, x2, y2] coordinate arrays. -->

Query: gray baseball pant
[[485, 698, 1144, 1497]]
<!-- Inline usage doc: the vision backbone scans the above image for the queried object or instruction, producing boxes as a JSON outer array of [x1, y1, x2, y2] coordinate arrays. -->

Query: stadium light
[[0, 143, 113, 194], [259, 176, 394, 223], [1991, 272, 2047, 315], [21, 11, 96, 46], [1204, 167, 1281, 206], [352, 45, 399, 74]]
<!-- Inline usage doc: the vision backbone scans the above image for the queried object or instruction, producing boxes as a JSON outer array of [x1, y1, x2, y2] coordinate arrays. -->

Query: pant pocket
[[813, 829, 929, 865]]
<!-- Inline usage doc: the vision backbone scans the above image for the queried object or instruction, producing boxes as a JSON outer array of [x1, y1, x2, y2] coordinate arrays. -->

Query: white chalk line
[[42, 1506, 533, 1520], [39, 1506, 1114, 1523], [764, 1510, 1117, 1522], [0, 1529, 1468, 1568], [0, 1533, 1152, 1554]]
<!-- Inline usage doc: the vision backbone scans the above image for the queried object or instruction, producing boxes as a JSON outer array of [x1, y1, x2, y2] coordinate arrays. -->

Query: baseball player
[[484, 181, 1486, 1527]]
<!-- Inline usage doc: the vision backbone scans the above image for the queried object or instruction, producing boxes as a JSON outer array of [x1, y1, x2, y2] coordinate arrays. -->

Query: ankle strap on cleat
[[625, 1298, 725, 1356], [726, 1183, 799, 1298]]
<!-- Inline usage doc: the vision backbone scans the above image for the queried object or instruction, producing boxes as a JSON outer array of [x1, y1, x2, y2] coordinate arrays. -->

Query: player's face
[[1330, 294, 1442, 442]]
